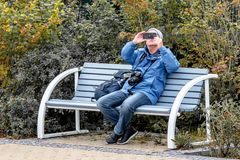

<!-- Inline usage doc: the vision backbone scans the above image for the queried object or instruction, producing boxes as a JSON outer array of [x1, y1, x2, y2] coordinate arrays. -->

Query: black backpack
[[93, 70, 131, 100]]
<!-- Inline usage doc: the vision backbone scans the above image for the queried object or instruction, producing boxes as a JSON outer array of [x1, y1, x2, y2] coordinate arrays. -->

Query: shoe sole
[[117, 131, 138, 145]]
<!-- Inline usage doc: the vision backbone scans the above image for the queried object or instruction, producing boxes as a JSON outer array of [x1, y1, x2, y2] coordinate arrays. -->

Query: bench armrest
[[37, 67, 82, 138], [40, 67, 81, 104], [167, 73, 218, 149], [170, 74, 218, 116]]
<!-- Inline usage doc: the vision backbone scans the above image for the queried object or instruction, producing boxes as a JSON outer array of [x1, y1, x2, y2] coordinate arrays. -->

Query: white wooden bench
[[37, 62, 218, 149]]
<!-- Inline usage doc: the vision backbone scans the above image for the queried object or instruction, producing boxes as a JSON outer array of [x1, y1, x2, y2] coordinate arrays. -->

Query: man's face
[[145, 31, 162, 47]]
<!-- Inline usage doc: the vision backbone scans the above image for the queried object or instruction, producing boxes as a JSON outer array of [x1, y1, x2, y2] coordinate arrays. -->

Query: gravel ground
[[0, 138, 236, 160]]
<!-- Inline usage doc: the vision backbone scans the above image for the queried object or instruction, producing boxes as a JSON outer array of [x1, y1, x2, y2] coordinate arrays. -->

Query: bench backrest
[[74, 62, 208, 111]]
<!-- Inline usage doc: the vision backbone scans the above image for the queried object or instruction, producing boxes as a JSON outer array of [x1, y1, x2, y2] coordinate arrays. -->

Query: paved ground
[[0, 133, 236, 160]]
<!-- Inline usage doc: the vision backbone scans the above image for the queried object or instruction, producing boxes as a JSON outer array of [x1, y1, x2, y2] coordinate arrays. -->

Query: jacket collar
[[144, 45, 161, 60]]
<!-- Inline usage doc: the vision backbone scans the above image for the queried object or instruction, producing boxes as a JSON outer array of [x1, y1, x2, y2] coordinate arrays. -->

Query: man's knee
[[97, 96, 108, 110], [97, 95, 116, 112], [120, 101, 135, 114]]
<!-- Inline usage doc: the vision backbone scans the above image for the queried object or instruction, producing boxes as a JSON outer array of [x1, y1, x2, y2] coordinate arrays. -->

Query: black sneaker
[[118, 127, 138, 145], [106, 132, 122, 144]]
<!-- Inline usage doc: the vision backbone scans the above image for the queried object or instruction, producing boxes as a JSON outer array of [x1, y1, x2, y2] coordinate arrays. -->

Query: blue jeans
[[97, 90, 151, 135]]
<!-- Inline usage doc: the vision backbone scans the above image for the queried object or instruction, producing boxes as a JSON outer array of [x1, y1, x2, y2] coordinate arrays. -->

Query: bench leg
[[37, 103, 47, 139], [205, 79, 211, 142], [167, 116, 177, 149], [189, 79, 212, 146], [38, 108, 89, 139], [76, 110, 80, 132], [75, 110, 89, 134]]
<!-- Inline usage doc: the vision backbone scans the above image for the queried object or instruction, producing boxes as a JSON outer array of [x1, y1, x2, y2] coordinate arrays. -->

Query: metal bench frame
[[37, 63, 218, 149]]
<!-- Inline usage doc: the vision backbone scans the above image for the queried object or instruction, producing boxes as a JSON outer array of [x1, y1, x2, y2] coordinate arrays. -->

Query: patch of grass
[[190, 128, 206, 141], [173, 131, 193, 150], [134, 132, 167, 145]]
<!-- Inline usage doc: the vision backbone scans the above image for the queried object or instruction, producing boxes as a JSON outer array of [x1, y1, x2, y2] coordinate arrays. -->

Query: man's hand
[[133, 31, 145, 44]]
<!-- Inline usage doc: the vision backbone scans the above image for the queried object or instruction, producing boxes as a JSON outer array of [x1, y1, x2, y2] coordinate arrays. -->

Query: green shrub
[[210, 99, 240, 158], [170, 0, 240, 135], [0, 0, 64, 56], [0, 0, 124, 137], [211, 71, 240, 103], [7, 96, 38, 138], [68, 0, 124, 63], [173, 131, 193, 150], [114, 0, 159, 32], [0, 47, 74, 137], [176, 0, 240, 69]]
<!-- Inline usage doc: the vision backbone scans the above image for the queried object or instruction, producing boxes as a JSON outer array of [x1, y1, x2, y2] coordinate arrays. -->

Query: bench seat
[[46, 99, 198, 115]]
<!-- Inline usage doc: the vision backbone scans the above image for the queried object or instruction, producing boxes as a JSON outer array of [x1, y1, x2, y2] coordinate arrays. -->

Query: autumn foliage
[[0, 0, 63, 56]]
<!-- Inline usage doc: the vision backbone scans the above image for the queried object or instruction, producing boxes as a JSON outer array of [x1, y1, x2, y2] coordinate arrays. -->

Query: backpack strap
[[139, 52, 146, 62], [132, 51, 147, 71], [128, 59, 156, 95]]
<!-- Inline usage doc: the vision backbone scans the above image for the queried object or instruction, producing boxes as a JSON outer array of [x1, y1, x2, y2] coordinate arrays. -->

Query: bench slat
[[72, 97, 93, 102], [163, 91, 201, 98], [79, 73, 206, 81], [47, 99, 198, 113], [46, 99, 171, 114], [75, 90, 201, 99], [81, 68, 119, 75], [72, 96, 199, 107], [76, 84, 202, 92], [81, 68, 208, 78], [164, 85, 202, 92], [79, 74, 113, 81], [166, 79, 203, 86], [72, 97, 197, 109], [156, 103, 198, 111], [84, 63, 132, 70], [173, 68, 208, 74], [83, 63, 208, 75], [78, 79, 203, 87], [158, 97, 199, 105], [167, 73, 204, 80], [78, 80, 104, 86], [72, 96, 199, 105], [77, 85, 96, 92]]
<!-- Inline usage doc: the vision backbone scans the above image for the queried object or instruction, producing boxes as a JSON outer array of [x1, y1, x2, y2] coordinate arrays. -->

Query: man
[[97, 28, 180, 145]]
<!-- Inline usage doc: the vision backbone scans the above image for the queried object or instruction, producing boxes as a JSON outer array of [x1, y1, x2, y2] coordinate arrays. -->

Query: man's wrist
[[130, 41, 137, 47], [132, 40, 138, 45]]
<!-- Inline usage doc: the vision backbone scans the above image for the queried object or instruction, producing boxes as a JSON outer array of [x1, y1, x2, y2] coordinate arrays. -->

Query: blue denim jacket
[[120, 41, 180, 104]]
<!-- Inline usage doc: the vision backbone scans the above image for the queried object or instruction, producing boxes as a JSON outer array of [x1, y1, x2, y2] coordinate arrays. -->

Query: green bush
[[173, 131, 193, 150], [210, 99, 240, 158], [175, 0, 240, 69], [0, 0, 124, 137], [170, 0, 240, 136], [74, 0, 124, 62], [0, 47, 74, 137], [5, 96, 38, 138], [0, 0, 63, 56], [114, 0, 159, 33]]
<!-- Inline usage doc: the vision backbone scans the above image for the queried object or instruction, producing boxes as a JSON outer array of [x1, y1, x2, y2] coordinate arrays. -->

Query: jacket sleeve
[[121, 41, 138, 65], [160, 46, 180, 73]]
